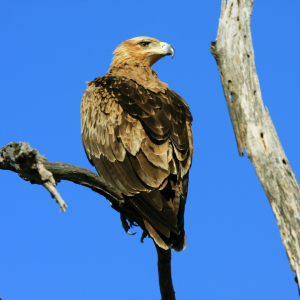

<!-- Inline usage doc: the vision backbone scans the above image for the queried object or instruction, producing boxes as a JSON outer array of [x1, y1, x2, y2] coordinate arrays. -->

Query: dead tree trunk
[[210, 0, 300, 291], [0, 142, 175, 300]]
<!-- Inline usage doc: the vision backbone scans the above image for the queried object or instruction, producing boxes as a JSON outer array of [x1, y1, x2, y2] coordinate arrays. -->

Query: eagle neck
[[107, 59, 168, 94]]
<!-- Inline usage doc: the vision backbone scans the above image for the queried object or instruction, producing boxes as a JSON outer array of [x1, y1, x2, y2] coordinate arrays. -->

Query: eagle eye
[[140, 41, 150, 47]]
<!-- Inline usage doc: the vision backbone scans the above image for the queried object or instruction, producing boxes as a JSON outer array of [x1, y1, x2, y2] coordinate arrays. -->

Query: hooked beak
[[147, 42, 175, 59], [160, 42, 175, 58]]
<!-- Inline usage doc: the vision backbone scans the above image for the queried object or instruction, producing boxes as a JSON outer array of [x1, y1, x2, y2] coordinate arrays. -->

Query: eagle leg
[[120, 213, 136, 235]]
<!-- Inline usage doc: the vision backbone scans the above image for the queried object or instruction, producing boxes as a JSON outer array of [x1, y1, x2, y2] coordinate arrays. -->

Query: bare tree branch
[[210, 0, 300, 290], [0, 142, 124, 207], [0, 141, 175, 299]]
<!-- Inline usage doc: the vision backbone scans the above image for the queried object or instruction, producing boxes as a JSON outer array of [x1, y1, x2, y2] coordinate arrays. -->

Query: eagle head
[[112, 36, 175, 67]]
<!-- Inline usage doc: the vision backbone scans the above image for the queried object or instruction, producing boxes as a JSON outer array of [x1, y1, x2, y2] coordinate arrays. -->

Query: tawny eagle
[[81, 37, 193, 251]]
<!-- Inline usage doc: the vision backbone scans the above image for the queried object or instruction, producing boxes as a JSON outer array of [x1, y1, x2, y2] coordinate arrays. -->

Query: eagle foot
[[128, 219, 138, 227], [120, 213, 136, 235]]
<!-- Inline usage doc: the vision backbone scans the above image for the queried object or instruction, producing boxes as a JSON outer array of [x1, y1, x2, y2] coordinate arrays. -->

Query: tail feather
[[126, 183, 187, 252], [144, 220, 169, 250]]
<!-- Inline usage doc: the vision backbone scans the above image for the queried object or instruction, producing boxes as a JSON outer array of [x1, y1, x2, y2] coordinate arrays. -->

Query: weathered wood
[[0, 141, 175, 299], [210, 0, 300, 289], [0, 142, 68, 212]]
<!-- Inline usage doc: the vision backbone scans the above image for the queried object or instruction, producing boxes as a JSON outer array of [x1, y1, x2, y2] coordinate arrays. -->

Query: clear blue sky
[[0, 1, 299, 299]]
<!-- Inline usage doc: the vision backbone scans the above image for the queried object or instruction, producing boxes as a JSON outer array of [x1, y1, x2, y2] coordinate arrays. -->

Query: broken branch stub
[[0, 142, 68, 212]]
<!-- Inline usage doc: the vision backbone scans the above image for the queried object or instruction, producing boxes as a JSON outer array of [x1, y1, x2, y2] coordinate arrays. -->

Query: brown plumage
[[81, 37, 193, 251]]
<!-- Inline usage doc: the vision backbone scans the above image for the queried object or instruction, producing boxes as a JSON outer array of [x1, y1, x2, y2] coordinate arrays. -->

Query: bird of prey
[[81, 37, 193, 251]]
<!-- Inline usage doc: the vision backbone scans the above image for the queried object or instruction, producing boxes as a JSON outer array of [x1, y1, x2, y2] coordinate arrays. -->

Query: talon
[[120, 213, 136, 235], [141, 230, 148, 243], [128, 219, 138, 228], [120, 213, 130, 231], [126, 231, 136, 236]]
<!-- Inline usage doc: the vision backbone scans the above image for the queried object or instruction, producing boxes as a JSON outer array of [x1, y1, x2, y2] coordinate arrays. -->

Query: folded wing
[[81, 76, 193, 251]]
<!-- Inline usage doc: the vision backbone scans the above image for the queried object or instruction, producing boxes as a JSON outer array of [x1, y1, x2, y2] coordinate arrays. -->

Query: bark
[[210, 0, 300, 290], [0, 142, 175, 299]]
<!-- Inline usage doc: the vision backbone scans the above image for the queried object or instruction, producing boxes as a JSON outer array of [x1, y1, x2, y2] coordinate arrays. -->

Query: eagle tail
[[127, 189, 187, 252]]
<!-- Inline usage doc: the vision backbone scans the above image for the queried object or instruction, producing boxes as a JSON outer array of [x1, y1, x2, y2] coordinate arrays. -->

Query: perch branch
[[0, 142, 124, 209], [210, 0, 300, 289], [0, 141, 175, 299]]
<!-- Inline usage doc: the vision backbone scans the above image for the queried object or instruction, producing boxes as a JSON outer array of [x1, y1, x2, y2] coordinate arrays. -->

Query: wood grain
[[211, 0, 300, 288]]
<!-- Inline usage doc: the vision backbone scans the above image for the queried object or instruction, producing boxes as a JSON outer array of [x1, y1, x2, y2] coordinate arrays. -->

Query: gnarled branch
[[211, 0, 300, 290], [0, 141, 175, 300]]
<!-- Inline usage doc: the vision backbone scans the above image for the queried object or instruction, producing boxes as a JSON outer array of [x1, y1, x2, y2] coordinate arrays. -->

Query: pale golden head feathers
[[106, 37, 174, 93], [111, 36, 175, 67]]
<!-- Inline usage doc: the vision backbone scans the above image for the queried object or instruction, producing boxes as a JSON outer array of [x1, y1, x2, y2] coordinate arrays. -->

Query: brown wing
[[81, 76, 193, 251]]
